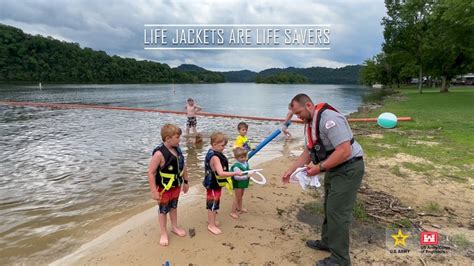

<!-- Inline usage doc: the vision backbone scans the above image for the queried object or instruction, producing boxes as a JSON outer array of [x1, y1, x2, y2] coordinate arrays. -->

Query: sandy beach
[[51, 151, 333, 265]]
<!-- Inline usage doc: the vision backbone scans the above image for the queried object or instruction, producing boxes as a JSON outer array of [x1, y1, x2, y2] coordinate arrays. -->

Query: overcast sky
[[0, 0, 386, 72]]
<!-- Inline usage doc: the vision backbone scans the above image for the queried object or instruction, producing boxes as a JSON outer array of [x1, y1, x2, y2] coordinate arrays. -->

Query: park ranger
[[282, 93, 364, 266]]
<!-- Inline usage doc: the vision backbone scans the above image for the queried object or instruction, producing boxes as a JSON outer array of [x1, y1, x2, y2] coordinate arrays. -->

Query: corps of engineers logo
[[420, 231, 450, 255], [386, 229, 451, 255]]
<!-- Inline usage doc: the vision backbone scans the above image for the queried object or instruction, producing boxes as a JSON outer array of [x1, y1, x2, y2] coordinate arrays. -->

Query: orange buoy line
[[0, 100, 298, 123], [0, 100, 411, 123]]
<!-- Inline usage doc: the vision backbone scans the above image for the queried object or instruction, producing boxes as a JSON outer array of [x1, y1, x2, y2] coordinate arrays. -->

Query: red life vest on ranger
[[306, 103, 354, 164]]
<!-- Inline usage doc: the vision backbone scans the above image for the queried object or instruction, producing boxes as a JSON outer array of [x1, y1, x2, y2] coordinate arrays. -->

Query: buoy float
[[377, 112, 398, 128]]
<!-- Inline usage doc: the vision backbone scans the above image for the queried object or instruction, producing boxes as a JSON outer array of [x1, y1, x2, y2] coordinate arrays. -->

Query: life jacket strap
[[159, 171, 183, 191], [216, 175, 233, 193]]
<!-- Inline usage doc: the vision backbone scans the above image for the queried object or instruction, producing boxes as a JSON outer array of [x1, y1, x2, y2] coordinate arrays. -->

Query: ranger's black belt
[[329, 156, 363, 172]]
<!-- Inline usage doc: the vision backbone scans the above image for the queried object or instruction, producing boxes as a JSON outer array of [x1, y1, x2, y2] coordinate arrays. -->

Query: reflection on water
[[0, 83, 367, 264]]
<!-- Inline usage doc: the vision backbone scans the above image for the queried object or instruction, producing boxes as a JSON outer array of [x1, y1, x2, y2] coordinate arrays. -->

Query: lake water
[[0, 83, 369, 264]]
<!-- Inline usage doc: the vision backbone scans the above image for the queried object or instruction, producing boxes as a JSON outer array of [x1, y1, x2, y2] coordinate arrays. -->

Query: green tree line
[[360, 0, 473, 93], [256, 72, 309, 84], [258, 65, 362, 84], [0, 24, 224, 83]]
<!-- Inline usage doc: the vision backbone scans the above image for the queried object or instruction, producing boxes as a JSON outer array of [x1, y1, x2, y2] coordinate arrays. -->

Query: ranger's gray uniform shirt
[[305, 109, 363, 161]]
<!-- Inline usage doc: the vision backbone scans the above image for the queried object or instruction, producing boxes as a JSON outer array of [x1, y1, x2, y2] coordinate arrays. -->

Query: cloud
[[0, 0, 385, 71]]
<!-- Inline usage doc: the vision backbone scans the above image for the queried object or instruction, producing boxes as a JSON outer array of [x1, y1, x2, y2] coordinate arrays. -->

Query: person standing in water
[[185, 98, 202, 135]]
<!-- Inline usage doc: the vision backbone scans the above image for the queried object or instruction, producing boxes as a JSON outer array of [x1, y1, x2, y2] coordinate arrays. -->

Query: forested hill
[[219, 70, 257, 82], [257, 66, 362, 84], [172, 64, 225, 83], [0, 24, 361, 84], [0, 24, 223, 83], [220, 65, 362, 84]]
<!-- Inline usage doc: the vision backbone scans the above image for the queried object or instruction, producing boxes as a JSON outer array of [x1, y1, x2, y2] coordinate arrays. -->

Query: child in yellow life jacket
[[203, 132, 242, 235], [230, 147, 250, 219], [233, 122, 254, 152], [147, 124, 189, 246]]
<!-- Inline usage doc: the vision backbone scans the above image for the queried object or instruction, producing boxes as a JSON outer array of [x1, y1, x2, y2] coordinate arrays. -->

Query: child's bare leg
[[186, 126, 190, 135], [207, 211, 222, 235], [169, 208, 186, 237], [158, 213, 168, 246], [238, 189, 247, 213], [208, 219, 220, 227], [230, 191, 240, 219], [237, 189, 247, 213]]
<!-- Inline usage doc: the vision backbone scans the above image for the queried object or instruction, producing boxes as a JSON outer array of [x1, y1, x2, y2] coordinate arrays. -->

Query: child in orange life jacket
[[203, 132, 242, 235], [230, 147, 250, 219], [147, 124, 189, 246], [233, 122, 254, 152]]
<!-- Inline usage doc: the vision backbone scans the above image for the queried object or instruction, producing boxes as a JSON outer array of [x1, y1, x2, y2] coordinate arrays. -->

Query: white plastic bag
[[290, 167, 321, 190]]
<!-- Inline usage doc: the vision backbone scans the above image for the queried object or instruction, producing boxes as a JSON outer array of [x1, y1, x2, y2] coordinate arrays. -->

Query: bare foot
[[207, 225, 222, 235], [230, 212, 239, 219], [238, 208, 248, 213], [172, 227, 186, 237], [209, 220, 220, 226], [160, 233, 169, 246]]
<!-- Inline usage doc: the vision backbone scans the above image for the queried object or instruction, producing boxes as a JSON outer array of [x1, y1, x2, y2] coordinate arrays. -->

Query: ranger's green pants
[[321, 159, 364, 266]]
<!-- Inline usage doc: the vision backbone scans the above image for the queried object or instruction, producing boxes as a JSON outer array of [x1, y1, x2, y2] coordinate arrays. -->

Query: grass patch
[[390, 165, 408, 178], [423, 202, 442, 214], [402, 162, 435, 173], [451, 234, 472, 249], [389, 218, 413, 229], [352, 86, 474, 182], [353, 201, 370, 222]]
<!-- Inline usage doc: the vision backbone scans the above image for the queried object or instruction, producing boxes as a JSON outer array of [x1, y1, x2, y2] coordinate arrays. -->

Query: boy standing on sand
[[203, 132, 242, 235], [147, 124, 189, 246], [185, 98, 202, 135]]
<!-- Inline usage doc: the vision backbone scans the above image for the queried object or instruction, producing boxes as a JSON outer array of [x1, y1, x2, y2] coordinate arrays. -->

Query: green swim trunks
[[231, 162, 250, 189]]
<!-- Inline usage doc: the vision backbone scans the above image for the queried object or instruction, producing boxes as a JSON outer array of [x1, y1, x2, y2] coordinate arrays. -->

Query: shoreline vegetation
[[359, 0, 473, 93], [0, 24, 360, 85]]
